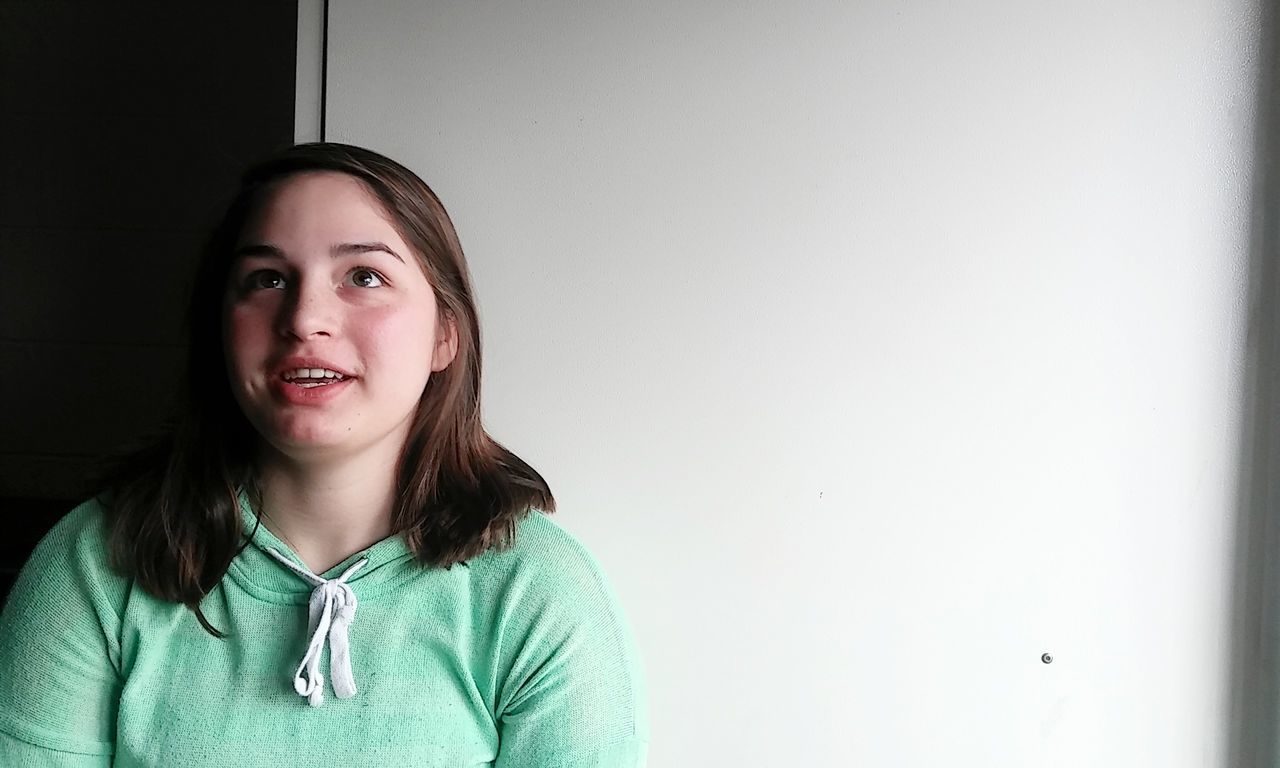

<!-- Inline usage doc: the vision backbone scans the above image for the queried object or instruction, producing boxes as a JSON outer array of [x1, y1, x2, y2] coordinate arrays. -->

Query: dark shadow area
[[0, 1, 298, 602], [1228, 1, 1280, 765]]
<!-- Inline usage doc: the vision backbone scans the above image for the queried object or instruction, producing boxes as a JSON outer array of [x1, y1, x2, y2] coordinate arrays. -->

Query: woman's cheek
[[223, 305, 274, 384]]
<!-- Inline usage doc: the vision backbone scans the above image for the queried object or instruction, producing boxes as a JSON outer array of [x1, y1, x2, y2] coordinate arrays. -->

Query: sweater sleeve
[[0, 500, 126, 766], [490, 516, 649, 768]]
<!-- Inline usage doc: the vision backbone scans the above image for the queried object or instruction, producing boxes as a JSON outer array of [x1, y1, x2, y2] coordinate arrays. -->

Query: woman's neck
[[254, 443, 401, 574]]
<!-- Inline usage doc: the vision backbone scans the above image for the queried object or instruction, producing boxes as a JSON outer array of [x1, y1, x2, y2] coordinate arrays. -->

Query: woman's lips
[[265, 356, 358, 405], [272, 356, 355, 378], [270, 374, 354, 405]]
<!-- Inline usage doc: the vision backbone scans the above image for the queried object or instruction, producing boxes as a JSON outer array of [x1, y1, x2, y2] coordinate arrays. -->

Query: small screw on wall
[[1041, 653, 1053, 664]]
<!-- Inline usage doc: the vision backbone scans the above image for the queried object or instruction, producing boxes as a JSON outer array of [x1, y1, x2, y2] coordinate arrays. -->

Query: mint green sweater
[[0, 498, 648, 767]]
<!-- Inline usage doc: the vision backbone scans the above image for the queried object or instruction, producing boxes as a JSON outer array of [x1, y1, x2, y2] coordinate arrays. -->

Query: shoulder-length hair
[[103, 143, 554, 635]]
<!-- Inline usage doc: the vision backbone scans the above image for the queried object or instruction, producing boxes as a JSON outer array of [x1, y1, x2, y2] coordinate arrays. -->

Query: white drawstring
[[265, 549, 369, 707]]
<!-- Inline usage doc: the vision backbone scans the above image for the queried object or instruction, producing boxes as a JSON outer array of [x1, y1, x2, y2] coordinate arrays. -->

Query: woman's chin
[[248, 411, 414, 465], [258, 425, 355, 459]]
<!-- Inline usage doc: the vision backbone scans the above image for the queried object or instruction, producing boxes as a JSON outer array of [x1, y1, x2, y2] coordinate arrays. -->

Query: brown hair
[[103, 143, 554, 635]]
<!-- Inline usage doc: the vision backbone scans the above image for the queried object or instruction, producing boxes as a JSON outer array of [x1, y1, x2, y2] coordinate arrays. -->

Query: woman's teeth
[[281, 368, 346, 387]]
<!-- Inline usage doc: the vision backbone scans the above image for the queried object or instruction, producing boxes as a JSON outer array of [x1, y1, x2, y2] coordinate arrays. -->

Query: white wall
[[294, 0, 324, 144], [324, 2, 1260, 764]]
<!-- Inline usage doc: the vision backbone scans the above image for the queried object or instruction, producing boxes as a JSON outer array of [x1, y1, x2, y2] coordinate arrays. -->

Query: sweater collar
[[226, 488, 417, 603]]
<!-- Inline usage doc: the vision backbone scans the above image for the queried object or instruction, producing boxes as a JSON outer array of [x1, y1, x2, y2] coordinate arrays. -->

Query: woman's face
[[222, 171, 456, 462]]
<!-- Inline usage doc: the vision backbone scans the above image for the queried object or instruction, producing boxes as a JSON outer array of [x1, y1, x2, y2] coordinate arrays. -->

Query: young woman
[[0, 144, 648, 767]]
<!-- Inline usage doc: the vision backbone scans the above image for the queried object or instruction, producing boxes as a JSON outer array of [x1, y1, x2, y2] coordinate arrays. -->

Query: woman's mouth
[[281, 368, 347, 388]]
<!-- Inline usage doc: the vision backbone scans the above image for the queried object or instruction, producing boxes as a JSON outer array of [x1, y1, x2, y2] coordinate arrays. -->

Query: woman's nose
[[277, 278, 337, 340]]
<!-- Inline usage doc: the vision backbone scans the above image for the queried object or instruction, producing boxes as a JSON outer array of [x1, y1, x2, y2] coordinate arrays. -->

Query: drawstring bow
[[265, 549, 369, 707]]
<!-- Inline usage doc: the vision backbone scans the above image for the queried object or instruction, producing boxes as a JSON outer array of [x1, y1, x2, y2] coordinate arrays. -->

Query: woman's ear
[[431, 313, 459, 372]]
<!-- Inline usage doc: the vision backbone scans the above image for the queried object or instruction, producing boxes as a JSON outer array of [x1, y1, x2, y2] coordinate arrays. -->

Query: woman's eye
[[348, 268, 385, 288], [243, 270, 286, 291]]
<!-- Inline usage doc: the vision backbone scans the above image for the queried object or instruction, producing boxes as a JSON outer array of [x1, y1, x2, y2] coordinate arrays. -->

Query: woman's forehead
[[240, 172, 400, 245]]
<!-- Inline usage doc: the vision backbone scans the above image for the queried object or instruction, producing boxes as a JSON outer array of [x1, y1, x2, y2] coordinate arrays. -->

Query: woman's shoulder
[[0, 497, 128, 756], [466, 509, 649, 755], [36, 495, 112, 544], [5, 496, 128, 620], [476, 509, 604, 576], [28, 496, 115, 571], [466, 509, 626, 611]]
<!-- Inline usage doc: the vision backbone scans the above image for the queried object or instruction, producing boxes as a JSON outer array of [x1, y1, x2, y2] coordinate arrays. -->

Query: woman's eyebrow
[[332, 242, 405, 263], [231, 242, 405, 263], [232, 243, 285, 259]]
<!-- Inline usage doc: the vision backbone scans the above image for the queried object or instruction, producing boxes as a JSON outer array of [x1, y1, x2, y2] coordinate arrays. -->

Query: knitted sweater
[[0, 497, 648, 767]]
